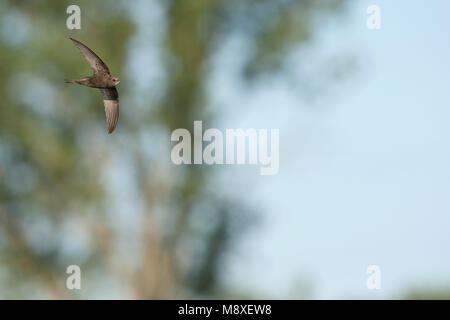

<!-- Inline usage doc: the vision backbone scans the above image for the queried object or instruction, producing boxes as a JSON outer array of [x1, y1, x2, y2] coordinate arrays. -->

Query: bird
[[65, 37, 120, 134]]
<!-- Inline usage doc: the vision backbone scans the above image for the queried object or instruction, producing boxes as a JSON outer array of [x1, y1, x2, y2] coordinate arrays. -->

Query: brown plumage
[[65, 38, 120, 134]]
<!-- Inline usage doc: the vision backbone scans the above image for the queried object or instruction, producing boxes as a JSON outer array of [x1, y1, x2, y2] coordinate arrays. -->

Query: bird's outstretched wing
[[100, 88, 119, 134], [70, 38, 111, 75]]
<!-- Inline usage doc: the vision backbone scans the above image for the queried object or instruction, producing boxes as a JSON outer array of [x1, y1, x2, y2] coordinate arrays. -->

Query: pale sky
[[214, 0, 450, 299]]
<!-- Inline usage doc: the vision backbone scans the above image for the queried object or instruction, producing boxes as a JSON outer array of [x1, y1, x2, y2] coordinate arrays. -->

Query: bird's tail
[[65, 79, 79, 84], [65, 77, 91, 86]]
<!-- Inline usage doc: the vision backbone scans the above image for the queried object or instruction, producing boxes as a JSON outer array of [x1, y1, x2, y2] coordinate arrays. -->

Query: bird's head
[[111, 77, 120, 86]]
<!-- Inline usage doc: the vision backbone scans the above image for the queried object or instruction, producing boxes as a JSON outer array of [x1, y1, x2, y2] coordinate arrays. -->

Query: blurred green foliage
[[0, 0, 346, 298], [405, 288, 450, 300]]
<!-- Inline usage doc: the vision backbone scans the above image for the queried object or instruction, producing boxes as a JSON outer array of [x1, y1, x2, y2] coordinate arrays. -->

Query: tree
[[0, 0, 347, 298]]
